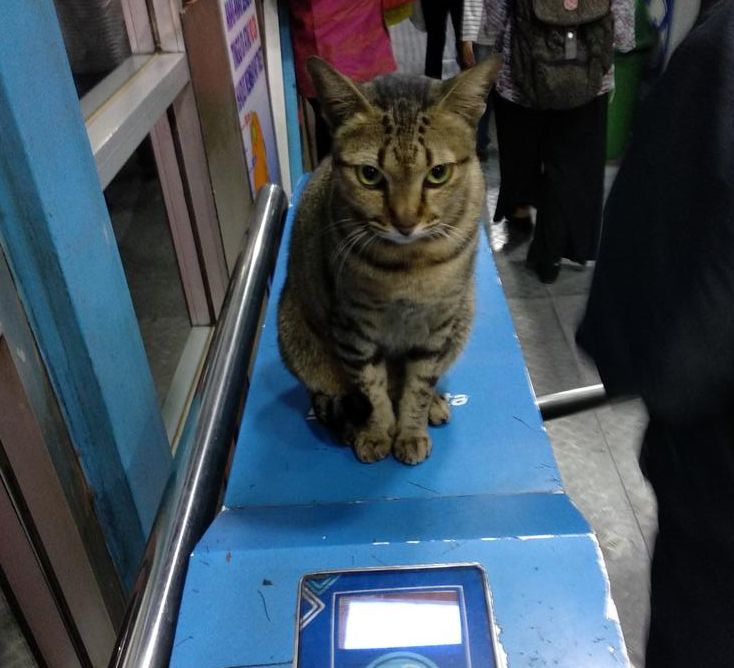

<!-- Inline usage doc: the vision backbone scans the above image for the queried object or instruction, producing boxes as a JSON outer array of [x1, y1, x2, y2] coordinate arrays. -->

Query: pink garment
[[289, 0, 397, 98]]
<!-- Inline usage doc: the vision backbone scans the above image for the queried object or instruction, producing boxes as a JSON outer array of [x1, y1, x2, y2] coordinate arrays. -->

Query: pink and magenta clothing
[[288, 0, 397, 98]]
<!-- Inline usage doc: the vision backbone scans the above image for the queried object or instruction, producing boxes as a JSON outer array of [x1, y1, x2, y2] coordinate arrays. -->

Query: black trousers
[[421, 0, 463, 79], [641, 416, 734, 667], [493, 92, 608, 264]]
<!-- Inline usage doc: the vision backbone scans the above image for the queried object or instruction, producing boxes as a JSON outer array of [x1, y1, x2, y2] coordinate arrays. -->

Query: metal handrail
[[537, 384, 608, 420], [109, 184, 288, 668]]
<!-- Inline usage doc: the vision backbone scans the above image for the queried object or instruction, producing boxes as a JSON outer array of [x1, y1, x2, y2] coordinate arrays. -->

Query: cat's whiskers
[[426, 220, 453, 241], [333, 227, 370, 289], [330, 226, 366, 264], [356, 230, 380, 258], [438, 221, 470, 243], [429, 226, 449, 241], [320, 217, 363, 238]]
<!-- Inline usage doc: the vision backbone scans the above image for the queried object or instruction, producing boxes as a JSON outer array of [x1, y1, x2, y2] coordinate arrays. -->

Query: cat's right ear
[[306, 57, 374, 129], [436, 56, 502, 125]]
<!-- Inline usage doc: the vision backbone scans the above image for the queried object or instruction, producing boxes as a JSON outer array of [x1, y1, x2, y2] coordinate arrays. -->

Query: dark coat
[[576, 1, 734, 425], [577, 9, 734, 664]]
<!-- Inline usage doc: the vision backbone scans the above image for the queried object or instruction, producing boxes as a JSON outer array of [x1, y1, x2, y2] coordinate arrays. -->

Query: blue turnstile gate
[[170, 180, 629, 667]]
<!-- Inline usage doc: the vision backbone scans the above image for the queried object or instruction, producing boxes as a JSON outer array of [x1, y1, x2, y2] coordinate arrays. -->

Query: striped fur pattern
[[278, 57, 500, 464]]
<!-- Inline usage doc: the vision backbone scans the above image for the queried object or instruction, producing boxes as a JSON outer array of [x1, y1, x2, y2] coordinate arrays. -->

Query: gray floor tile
[[594, 402, 657, 556], [545, 412, 650, 667], [549, 295, 657, 556], [549, 293, 603, 385], [0, 587, 36, 668], [493, 254, 555, 300], [544, 261, 595, 296], [505, 297, 583, 396]]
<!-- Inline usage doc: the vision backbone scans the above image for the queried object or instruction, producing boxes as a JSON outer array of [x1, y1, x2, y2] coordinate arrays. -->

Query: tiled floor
[[390, 18, 657, 668], [0, 587, 36, 668]]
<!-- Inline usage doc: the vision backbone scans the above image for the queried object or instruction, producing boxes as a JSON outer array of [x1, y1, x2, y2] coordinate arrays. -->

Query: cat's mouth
[[377, 229, 431, 245]]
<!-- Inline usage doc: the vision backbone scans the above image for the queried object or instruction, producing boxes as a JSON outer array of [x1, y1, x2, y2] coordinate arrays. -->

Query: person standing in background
[[421, 0, 467, 78], [460, 0, 499, 160], [288, 0, 397, 162], [577, 3, 734, 665], [487, 0, 635, 283]]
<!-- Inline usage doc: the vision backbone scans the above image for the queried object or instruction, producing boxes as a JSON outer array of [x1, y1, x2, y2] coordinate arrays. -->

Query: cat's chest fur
[[339, 296, 457, 356], [377, 299, 432, 352]]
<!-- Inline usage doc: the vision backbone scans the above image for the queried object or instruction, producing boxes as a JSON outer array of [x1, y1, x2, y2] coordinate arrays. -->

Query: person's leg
[[491, 92, 542, 224], [531, 94, 607, 278], [473, 44, 494, 158], [642, 416, 734, 668], [447, 0, 465, 69], [422, 0, 449, 79]]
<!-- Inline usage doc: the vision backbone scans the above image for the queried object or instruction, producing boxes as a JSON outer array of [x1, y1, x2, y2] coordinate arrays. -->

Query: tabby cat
[[278, 56, 500, 465]]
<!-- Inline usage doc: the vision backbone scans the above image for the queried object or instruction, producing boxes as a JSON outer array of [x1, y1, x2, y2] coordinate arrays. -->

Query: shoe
[[527, 256, 560, 283], [526, 245, 560, 283], [506, 215, 533, 236]]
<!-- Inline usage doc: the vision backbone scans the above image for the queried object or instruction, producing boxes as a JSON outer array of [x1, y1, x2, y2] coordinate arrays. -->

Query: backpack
[[511, 0, 614, 110]]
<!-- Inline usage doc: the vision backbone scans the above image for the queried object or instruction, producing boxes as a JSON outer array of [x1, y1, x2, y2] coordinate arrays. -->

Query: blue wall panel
[[0, 1, 171, 586]]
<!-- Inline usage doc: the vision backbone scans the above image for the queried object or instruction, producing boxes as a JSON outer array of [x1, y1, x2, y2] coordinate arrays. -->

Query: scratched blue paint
[[172, 184, 628, 666], [173, 512, 623, 667], [0, 2, 171, 586], [224, 188, 560, 509]]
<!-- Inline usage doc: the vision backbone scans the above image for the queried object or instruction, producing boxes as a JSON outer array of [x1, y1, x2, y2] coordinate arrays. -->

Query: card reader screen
[[337, 590, 462, 650]]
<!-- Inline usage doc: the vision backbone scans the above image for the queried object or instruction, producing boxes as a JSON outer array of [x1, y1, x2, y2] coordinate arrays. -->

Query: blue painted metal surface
[[172, 182, 629, 666], [0, 2, 171, 587], [175, 519, 620, 667]]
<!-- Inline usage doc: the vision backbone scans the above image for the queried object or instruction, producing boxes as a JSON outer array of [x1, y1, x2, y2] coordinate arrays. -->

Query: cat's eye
[[425, 163, 453, 186], [356, 165, 384, 188]]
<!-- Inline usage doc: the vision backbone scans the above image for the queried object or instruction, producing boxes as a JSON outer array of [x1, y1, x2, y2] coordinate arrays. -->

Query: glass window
[[53, 0, 133, 97], [106, 138, 192, 407]]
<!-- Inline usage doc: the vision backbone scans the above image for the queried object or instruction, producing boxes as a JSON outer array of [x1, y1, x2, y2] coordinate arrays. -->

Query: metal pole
[[537, 384, 608, 421], [109, 184, 288, 668]]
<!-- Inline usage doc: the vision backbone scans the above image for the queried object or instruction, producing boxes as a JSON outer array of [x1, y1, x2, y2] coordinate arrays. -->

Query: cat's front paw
[[352, 428, 392, 464], [428, 392, 450, 426], [393, 429, 432, 465]]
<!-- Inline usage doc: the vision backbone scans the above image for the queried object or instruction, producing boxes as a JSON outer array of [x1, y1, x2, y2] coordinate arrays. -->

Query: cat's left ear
[[436, 56, 502, 125], [306, 57, 374, 129]]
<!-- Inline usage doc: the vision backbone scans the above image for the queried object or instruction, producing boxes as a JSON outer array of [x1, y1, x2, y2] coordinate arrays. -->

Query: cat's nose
[[392, 211, 418, 237], [396, 224, 415, 237]]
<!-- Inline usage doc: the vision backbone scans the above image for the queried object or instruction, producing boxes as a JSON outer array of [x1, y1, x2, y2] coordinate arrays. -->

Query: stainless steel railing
[[109, 184, 288, 668], [537, 384, 608, 420]]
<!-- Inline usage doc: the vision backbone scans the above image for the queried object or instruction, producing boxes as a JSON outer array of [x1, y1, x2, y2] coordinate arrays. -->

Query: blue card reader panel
[[297, 565, 497, 668]]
